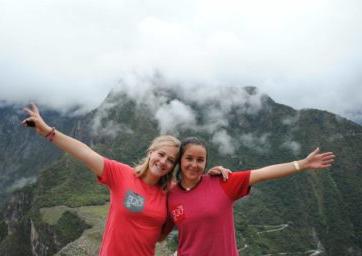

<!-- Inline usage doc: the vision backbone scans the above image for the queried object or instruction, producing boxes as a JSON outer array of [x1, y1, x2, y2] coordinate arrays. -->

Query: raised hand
[[302, 148, 335, 170], [22, 103, 52, 137], [21, 103, 104, 176]]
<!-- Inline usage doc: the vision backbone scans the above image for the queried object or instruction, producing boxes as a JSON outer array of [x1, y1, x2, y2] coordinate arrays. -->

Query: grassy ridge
[[1, 90, 362, 255]]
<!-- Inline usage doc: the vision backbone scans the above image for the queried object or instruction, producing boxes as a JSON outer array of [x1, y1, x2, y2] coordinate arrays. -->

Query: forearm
[[250, 159, 307, 185], [48, 128, 104, 176], [23, 104, 104, 176], [159, 218, 175, 241]]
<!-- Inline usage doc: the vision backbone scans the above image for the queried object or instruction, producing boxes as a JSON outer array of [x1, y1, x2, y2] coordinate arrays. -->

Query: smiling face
[[180, 144, 207, 183], [148, 145, 179, 178]]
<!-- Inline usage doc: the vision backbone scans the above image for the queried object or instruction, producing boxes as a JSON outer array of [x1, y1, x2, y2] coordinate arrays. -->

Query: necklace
[[180, 177, 202, 191]]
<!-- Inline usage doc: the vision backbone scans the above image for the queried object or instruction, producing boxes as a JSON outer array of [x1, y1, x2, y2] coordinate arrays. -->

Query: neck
[[181, 177, 201, 191], [142, 170, 159, 186]]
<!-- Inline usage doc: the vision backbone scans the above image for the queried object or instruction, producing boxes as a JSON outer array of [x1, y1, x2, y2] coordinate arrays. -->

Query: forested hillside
[[0, 86, 361, 255]]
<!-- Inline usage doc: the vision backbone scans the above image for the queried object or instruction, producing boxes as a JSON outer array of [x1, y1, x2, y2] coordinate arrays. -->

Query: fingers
[[320, 151, 334, 156], [310, 147, 320, 156], [211, 166, 224, 175], [24, 103, 40, 115], [323, 159, 334, 164], [220, 168, 231, 181], [207, 166, 231, 181], [322, 154, 336, 160], [21, 117, 36, 127], [25, 120, 36, 127], [318, 153, 335, 165], [321, 164, 332, 168], [22, 103, 40, 128], [31, 102, 39, 114], [21, 118, 35, 127], [207, 167, 221, 176], [309, 149, 335, 161], [23, 107, 33, 115]]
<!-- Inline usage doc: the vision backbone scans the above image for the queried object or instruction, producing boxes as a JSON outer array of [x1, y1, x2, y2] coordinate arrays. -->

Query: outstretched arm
[[249, 148, 335, 185], [22, 103, 104, 176]]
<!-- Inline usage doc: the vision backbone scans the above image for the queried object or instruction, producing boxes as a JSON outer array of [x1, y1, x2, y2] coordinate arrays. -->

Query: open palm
[[304, 148, 335, 170]]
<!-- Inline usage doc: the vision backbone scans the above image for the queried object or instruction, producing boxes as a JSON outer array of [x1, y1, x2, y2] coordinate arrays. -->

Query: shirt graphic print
[[170, 204, 185, 223], [124, 190, 145, 212]]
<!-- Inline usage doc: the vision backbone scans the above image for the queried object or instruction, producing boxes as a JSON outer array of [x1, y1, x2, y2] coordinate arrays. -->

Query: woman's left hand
[[301, 148, 335, 170], [207, 166, 232, 181]]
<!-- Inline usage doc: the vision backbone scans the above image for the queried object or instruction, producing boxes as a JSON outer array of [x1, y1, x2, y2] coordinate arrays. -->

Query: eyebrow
[[161, 151, 175, 161], [185, 154, 205, 159]]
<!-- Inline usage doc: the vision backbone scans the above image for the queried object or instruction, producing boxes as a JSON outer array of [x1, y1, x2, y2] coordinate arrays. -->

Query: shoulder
[[226, 170, 251, 180], [202, 174, 217, 181], [103, 158, 135, 178], [203, 174, 223, 184], [220, 170, 251, 188], [104, 158, 133, 170]]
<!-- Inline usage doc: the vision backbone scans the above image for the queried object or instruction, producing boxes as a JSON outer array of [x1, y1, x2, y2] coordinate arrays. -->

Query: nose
[[159, 156, 167, 166], [190, 160, 198, 168]]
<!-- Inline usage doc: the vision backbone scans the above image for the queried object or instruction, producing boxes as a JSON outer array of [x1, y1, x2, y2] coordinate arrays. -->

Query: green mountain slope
[[0, 87, 361, 255], [0, 104, 78, 207]]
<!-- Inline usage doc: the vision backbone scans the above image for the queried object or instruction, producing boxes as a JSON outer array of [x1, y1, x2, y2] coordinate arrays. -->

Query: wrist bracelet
[[45, 127, 56, 142], [293, 161, 301, 171]]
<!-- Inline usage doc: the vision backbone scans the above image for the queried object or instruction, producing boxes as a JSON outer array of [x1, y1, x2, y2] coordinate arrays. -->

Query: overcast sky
[[1, 0, 361, 122]]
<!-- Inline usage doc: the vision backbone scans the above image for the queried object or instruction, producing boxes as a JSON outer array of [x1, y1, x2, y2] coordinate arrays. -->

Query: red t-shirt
[[168, 171, 251, 256], [97, 158, 167, 256]]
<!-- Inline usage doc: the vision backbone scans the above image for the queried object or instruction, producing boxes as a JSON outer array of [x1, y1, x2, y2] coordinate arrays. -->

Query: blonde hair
[[134, 135, 181, 190]]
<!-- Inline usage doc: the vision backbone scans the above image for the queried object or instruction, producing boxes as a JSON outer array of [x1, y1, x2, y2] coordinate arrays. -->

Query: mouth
[[187, 169, 201, 176], [153, 163, 166, 174]]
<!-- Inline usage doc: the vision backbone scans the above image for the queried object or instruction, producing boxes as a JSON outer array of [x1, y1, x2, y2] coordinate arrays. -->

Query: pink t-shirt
[[168, 171, 251, 256], [97, 158, 167, 256]]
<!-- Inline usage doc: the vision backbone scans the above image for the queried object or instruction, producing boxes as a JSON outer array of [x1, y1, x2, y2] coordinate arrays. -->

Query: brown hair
[[175, 137, 208, 182]]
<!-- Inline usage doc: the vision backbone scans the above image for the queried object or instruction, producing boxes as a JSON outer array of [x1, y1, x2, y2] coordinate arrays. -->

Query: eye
[[158, 152, 165, 157], [167, 158, 175, 165]]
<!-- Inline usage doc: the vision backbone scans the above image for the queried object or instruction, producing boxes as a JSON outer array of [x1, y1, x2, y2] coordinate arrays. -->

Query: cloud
[[0, 0, 361, 121], [240, 133, 271, 153], [211, 129, 236, 155], [282, 115, 300, 126], [280, 140, 301, 156], [155, 99, 197, 134], [91, 99, 133, 139], [108, 76, 267, 154], [8, 176, 37, 192]]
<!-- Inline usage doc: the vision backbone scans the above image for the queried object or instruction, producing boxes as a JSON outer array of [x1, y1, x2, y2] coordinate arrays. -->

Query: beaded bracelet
[[45, 127, 56, 142]]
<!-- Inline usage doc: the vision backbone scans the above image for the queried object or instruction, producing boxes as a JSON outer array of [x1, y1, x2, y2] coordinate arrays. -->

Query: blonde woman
[[23, 103, 180, 256]]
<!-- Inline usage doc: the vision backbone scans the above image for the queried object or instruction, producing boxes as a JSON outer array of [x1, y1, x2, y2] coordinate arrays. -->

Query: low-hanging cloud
[[8, 176, 37, 192], [240, 133, 271, 154], [111, 76, 266, 154], [91, 99, 133, 139], [280, 140, 301, 156], [155, 99, 197, 134], [211, 129, 236, 155]]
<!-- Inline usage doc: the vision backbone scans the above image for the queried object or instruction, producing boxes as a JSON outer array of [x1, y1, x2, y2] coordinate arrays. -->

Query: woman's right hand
[[22, 103, 104, 176], [22, 103, 53, 137]]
